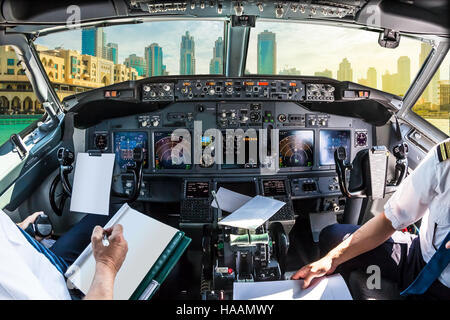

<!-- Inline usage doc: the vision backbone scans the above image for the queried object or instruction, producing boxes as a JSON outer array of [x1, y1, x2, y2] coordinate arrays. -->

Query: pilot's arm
[[84, 224, 128, 300], [292, 144, 446, 288]]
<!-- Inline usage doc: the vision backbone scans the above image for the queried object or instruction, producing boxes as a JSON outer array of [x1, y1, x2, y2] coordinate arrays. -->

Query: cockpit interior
[[0, 0, 448, 301]]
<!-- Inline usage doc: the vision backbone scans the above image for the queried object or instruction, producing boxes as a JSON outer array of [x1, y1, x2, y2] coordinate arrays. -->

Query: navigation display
[[186, 182, 210, 198], [222, 132, 259, 169], [319, 130, 351, 166], [154, 131, 191, 170], [113, 131, 148, 170], [279, 130, 314, 168], [263, 180, 287, 196]]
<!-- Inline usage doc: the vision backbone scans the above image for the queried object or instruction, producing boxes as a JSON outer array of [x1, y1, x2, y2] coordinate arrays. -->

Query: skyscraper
[[257, 30, 276, 75], [180, 31, 195, 75], [209, 37, 224, 74], [337, 58, 353, 82], [106, 43, 118, 64], [382, 71, 398, 95], [397, 56, 411, 95], [314, 69, 332, 78], [367, 67, 377, 89], [145, 43, 164, 77], [82, 27, 106, 58], [124, 54, 147, 76]]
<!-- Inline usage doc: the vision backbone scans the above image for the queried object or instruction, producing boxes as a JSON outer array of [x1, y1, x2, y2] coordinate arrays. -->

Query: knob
[[208, 88, 215, 96], [143, 85, 151, 92], [150, 91, 156, 97], [152, 120, 159, 127], [163, 84, 171, 91], [230, 112, 236, 118], [141, 120, 148, 127], [221, 112, 227, 118]]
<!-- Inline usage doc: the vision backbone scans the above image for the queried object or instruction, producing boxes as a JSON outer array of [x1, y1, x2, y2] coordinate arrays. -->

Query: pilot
[[0, 209, 128, 299], [293, 138, 450, 300]]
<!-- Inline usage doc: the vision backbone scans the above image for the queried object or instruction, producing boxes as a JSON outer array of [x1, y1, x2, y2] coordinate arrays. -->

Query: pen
[[102, 232, 110, 247]]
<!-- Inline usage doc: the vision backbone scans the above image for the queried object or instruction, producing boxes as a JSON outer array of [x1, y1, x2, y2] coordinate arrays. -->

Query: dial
[[94, 133, 108, 150], [355, 131, 368, 147]]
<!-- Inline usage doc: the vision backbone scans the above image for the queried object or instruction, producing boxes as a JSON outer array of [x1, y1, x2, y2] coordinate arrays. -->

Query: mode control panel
[[175, 79, 305, 101], [142, 83, 174, 102]]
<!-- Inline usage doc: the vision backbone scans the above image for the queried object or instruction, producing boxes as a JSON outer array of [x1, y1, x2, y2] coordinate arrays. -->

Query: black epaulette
[[437, 141, 450, 162]]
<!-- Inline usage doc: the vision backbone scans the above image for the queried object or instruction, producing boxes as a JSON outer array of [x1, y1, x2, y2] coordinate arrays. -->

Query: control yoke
[[334, 143, 409, 199], [49, 147, 144, 216]]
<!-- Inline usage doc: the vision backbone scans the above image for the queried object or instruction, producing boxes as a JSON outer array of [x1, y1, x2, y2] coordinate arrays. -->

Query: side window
[[412, 46, 450, 135], [0, 45, 44, 146]]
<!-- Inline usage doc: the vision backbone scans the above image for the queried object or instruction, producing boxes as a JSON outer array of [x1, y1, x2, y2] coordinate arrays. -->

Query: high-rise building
[[439, 80, 450, 106], [180, 31, 195, 75], [314, 69, 332, 78], [397, 56, 411, 95], [145, 43, 164, 77], [82, 27, 106, 58], [337, 58, 353, 82], [106, 43, 118, 64], [367, 67, 377, 89], [124, 54, 147, 76], [257, 30, 276, 75], [209, 37, 224, 74], [279, 67, 301, 75], [382, 71, 398, 95]]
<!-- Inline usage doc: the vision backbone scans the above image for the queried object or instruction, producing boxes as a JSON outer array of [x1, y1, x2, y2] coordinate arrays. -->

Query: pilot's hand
[[446, 241, 450, 250], [291, 256, 336, 289], [91, 224, 128, 276], [17, 211, 48, 241]]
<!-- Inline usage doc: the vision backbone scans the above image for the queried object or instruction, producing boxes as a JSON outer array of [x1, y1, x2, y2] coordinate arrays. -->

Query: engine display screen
[[263, 180, 287, 196], [113, 131, 148, 170], [154, 131, 191, 170], [186, 182, 210, 198], [319, 130, 351, 166], [279, 130, 314, 168], [222, 132, 259, 169]]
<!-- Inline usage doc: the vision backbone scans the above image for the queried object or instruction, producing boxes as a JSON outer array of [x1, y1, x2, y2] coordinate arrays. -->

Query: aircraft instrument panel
[[113, 131, 148, 169]]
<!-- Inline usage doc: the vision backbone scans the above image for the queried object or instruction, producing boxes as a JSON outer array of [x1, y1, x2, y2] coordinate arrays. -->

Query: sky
[[35, 20, 450, 89]]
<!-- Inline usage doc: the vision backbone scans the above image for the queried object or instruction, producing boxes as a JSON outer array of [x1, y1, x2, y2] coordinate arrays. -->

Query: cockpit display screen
[[263, 180, 287, 196], [222, 132, 259, 169], [186, 182, 210, 198], [113, 131, 148, 170], [154, 131, 191, 170], [279, 130, 314, 168], [319, 130, 351, 166]]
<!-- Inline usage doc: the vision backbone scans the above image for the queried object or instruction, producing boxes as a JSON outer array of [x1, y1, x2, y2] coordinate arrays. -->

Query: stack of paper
[[211, 187, 286, 230], [233, 274, 352, 300]]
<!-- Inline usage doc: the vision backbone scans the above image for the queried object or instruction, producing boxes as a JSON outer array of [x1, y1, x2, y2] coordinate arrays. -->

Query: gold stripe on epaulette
[[438, 142, 449, 161]]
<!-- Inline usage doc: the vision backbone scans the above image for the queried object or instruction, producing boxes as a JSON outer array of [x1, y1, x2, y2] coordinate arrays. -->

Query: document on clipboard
[[65, 203, 191, 300], [70, 152, 115, 215]]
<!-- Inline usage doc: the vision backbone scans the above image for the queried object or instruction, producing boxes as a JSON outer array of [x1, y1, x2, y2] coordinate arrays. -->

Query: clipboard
[[69, 151, 116, 215]]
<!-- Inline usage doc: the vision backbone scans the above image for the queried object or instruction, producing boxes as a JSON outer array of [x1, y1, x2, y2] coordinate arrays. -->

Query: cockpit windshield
[[245, 21, 436, 98], [34, 20, 225, 100]]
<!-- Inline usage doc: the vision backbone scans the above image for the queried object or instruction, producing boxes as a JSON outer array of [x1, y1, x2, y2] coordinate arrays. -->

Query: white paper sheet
[[65, 203, 179, 300], [218, 195, 285, 230], [233, 274, 352, 300], [211, 187, 252, 213], [70, 152, 115, 215]]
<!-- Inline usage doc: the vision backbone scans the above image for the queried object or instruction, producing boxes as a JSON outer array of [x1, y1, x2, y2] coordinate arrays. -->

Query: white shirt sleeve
[[384, 146, 440, 230]]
